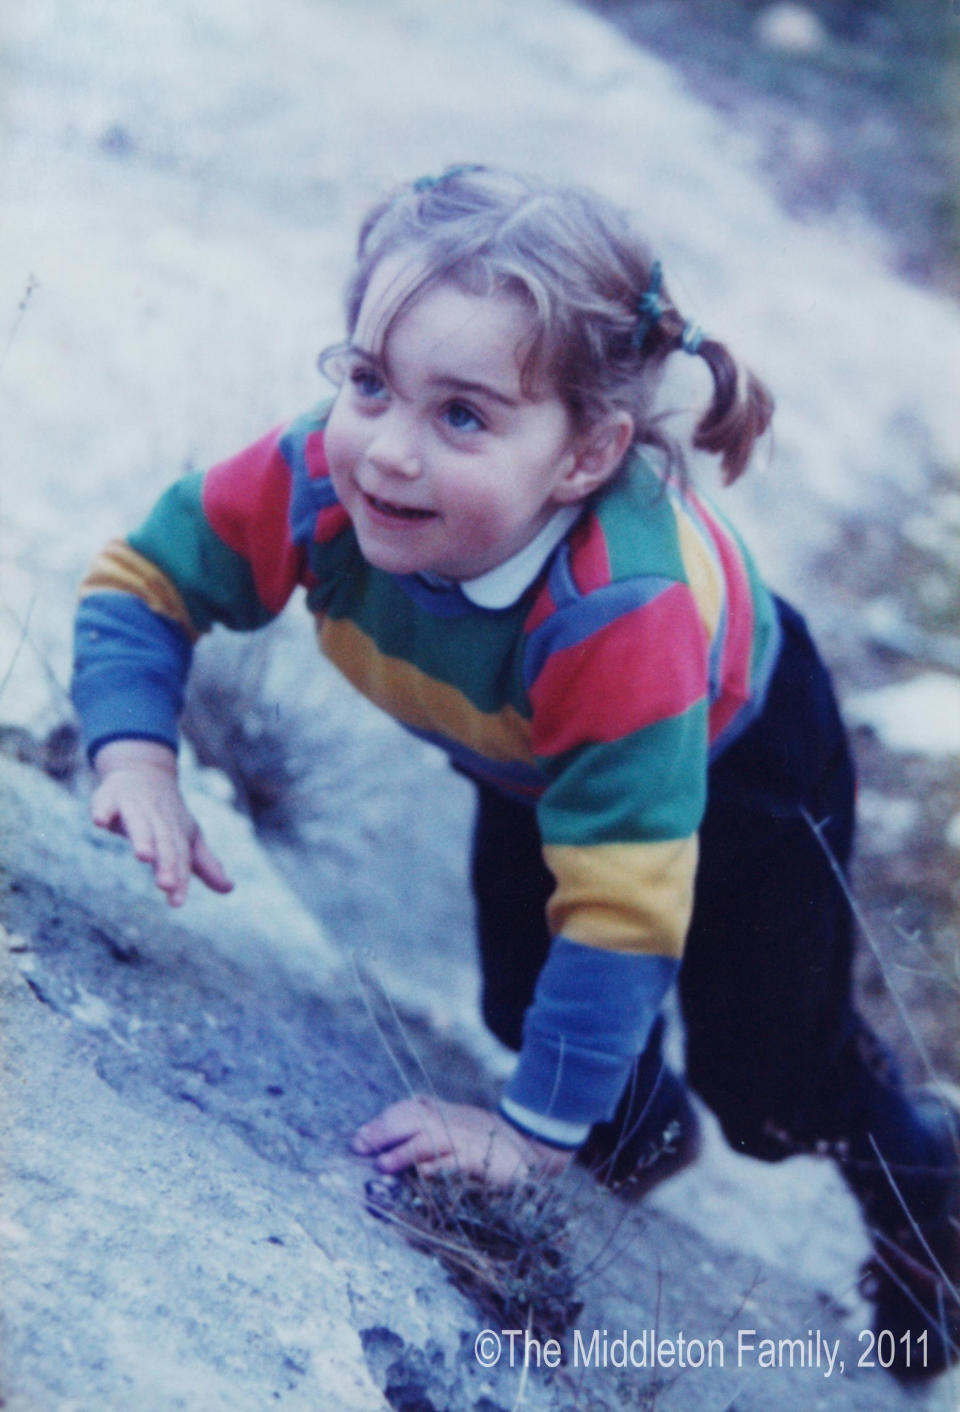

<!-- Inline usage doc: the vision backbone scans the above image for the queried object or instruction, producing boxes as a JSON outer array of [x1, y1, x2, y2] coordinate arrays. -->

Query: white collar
[[420, 505, 581, 609]]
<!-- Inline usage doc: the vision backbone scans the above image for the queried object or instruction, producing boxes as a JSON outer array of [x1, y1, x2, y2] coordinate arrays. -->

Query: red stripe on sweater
[[708, 691, 742, 744], [314, 505, 352, 544], [203, 426, 303, 615], [524, 580, 557, 635], [304, 430, 351, 543], [529, 583, 709, 757], [304, 430, 328, 479]]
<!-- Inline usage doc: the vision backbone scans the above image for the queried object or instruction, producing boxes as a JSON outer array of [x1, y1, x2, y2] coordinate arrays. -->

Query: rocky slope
[[0, 751, 938, 1410]]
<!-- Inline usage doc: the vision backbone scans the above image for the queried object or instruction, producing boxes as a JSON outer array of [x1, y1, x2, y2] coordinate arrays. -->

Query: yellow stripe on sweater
[[77, 540, 200, 641], [318, 616, 535, 765], [672, 501, 723, 639], [543, 837, 698, 958]]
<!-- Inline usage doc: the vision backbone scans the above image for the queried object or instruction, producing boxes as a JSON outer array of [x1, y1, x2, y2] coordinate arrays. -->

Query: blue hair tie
[[681, 320, 704, 355], [412, 163, 484, 193], [633, 260, 665, 350]]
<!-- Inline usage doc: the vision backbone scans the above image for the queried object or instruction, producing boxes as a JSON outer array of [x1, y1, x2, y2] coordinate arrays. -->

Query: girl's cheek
[[323, 415, 356, 474], [324, 391, 356, 445]]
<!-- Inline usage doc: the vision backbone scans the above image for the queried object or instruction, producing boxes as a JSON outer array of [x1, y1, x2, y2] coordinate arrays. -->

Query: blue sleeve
[[498, 939, 678, 1148], [71, 593, 194, 760]]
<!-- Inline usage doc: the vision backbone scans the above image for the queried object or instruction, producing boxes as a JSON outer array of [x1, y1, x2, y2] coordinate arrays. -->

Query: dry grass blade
[[365, 1168, 583, 1346], [802, 806, 945, 1086], [1, 275, 39, 374], [0, 600, 35, 706]]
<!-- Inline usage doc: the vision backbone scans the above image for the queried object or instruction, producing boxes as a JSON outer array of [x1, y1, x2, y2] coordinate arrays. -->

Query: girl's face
[[324, 257, 625, 581]]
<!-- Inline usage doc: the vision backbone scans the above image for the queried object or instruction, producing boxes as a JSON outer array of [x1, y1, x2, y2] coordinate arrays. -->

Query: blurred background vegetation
[[582, 0, 960, 291]]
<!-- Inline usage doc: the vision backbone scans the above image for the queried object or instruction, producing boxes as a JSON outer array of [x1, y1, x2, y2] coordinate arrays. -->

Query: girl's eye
[[349, 365, 387, 399], [443, 401, 485, 433]]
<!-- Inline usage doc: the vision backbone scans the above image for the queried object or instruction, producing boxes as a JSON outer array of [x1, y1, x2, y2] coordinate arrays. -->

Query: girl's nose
[[366, 415, 422, 479]]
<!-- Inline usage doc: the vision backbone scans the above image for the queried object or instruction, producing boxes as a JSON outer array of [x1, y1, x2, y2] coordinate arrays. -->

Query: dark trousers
[[472, 598, 939, 1207]]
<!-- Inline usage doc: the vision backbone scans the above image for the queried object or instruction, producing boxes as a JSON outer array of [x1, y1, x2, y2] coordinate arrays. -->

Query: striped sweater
[[72, 402, 781, 1147]]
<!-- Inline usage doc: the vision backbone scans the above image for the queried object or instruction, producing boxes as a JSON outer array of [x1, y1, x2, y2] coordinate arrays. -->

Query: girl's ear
[[553, 411, 635, 504]]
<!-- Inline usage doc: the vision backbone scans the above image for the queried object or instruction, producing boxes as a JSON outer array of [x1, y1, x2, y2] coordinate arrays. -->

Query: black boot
[[576, 1019, 702, 1199], [836, 1033, 960, 1382]]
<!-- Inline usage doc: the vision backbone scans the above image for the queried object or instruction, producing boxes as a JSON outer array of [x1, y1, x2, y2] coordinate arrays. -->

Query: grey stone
[[0, 754, 937, 1410]]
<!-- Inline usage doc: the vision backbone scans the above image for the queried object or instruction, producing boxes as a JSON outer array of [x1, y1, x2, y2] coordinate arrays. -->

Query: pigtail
[[689, 338, 774, 485], [633, 264, 774, 486]]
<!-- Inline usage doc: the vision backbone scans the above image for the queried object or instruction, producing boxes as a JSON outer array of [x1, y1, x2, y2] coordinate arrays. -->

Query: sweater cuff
[[500, 940, 678, 1145], [501, 1030, 640, 1145], [72, 593, 193, 759], [498, 1097, 591, 1150]]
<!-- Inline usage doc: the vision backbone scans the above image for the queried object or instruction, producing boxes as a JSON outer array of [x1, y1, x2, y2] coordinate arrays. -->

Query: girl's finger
[[90, 794, 119, 831], [414, 1156, 460, 1179], [150, 813, 193, 903], [128, 812, 187, 908], [353, 1121, 413, 1156], [120, 802, 159, 866], [353, 1097, 436, 1154], [374, 1130, 450, 1174], [91, 779, 135, 835], [191, 833, 235, 894]]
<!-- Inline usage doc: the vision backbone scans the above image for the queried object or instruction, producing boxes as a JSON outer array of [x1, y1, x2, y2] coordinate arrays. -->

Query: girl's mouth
[[364, 493, 436, 522]]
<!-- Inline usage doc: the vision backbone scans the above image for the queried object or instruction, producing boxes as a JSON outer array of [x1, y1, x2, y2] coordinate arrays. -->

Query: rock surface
[[0, 753, 938, 1410]]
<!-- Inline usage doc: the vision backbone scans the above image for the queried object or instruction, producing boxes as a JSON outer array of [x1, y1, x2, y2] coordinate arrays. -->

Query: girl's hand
[[91, 739, 234, 907], [351, 1095, 572, 1187]]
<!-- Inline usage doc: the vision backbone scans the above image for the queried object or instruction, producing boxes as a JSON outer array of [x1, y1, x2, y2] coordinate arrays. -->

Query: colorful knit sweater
[[72, 402, 781, 1148]]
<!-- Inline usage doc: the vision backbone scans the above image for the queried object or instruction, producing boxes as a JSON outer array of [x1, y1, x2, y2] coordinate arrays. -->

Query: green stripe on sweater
[[592, 456, 688, 585], [313, 543, 534, 718], [536, 702, 709, 846], [128, 473, 273, 634]]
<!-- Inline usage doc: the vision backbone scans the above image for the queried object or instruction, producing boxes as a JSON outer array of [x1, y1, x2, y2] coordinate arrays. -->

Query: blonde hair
[[340, 165, 773, 485]]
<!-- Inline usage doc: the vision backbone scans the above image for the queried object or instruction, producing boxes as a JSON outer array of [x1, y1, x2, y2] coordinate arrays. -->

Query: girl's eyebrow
[[427, 374, 519, 408], [347, 344, 519, 408], [348, 343, 384, 367]]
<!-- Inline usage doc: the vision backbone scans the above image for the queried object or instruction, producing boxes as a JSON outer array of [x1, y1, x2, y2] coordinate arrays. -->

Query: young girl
[[71, 165, 957, 1379]]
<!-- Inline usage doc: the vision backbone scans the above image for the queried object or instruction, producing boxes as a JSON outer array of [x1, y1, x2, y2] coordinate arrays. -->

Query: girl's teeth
[[369, 495, 433, 520]]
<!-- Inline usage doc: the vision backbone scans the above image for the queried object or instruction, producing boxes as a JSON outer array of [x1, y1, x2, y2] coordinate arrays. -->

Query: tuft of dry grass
[[364, 1167, 583, 1346], [0, 723, 80, 782]]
